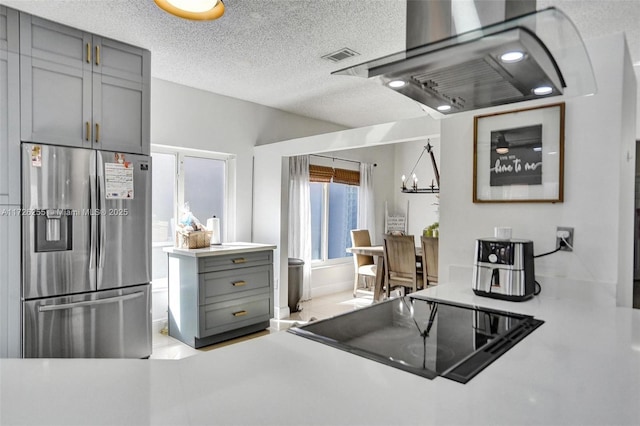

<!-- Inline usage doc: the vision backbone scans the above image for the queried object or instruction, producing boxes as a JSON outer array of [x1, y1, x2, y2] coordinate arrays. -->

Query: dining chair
[[420, 235, 439, 286], [350, 229, 377, 297], [382, 234, 423, 298]]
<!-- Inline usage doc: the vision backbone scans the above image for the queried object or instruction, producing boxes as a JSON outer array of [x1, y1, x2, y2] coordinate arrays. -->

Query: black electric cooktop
[[288, 296, 543, 383]]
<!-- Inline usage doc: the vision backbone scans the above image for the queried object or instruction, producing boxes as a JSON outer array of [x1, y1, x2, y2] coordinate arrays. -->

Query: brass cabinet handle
[[85, 121, 91, 141], [232, 281, 246, 287], [95, 123, 100, 143], [95, 45, 100, 66], [232, 310, 247, 317], [232, 258, 246, 264], [86, 42, 91, 63]]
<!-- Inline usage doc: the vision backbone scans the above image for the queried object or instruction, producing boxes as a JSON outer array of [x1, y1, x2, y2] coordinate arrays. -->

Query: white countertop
[[163, 242, 276, 257], [1, 279, 639, 425]]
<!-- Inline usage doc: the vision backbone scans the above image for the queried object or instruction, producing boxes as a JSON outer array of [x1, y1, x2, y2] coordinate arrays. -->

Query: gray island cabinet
[[164, 243, 276, 348]]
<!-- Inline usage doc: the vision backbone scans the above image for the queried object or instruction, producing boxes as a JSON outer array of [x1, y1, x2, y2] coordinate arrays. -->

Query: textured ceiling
[[1, 0, 639, 129]]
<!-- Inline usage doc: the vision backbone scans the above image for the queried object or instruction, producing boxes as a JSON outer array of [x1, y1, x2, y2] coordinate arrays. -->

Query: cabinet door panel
[[0, 8, 6, 51], [0, 206, 21, 357], [20, 13, 90, 69], [93, 73, 147, 154], [0, 52, 7, 202], [0, 50, 20, 204], [94, 36, 148, 83], [0, 9, 19, 204], [1, 7, 19, 53], [21, 56, 92, 147]]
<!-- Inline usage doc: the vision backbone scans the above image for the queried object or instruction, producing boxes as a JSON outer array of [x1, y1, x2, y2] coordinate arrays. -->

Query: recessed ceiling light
[[500, 51, 525, 63], [437, 105, 452, 112], [154, 0, 225, 20], [533, 86, 553, 96], [388, 80, 406, 88], [533, 147, 542, 152]]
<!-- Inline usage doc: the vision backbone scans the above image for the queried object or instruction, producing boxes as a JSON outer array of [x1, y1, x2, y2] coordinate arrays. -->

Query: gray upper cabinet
[[92, 37, 150, 155], [0, 6, 18, 53], [0, 7, 19, 204], [19, 14, 150, 154]]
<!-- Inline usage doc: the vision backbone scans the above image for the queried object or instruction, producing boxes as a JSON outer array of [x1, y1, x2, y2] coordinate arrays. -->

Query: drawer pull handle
[[86, 42, 91, 63], [232, 281, 246, 287], [232, 310, 247, 317], [232, 258, 246, 264]]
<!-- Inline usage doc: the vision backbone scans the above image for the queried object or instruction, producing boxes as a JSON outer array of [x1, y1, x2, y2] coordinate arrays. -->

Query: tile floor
[[150, 289, 374, 360]]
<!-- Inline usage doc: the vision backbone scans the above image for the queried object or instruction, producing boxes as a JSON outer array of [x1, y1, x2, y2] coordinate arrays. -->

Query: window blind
[[333, 168, 360, 186], [309, 165, 360, 186], [309, 165, 334, 183]]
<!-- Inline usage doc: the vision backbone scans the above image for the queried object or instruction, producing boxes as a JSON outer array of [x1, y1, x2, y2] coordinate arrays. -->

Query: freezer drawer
[[23, 284, 151, 358]]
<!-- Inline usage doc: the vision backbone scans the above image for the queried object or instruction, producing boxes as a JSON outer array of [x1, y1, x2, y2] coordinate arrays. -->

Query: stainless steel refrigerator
[[21, 143, 152, 358]]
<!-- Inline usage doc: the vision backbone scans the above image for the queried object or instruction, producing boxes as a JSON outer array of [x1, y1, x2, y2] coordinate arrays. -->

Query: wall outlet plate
[[556, 226, 574, 252]]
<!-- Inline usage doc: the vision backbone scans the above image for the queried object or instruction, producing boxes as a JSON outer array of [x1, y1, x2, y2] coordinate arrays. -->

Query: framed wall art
[[473, 102, 565, 203]]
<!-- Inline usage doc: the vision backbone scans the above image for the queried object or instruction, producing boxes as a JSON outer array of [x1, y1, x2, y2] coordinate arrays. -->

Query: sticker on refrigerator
[[105, 158, 134, 199], [31, 145, 42, 167]]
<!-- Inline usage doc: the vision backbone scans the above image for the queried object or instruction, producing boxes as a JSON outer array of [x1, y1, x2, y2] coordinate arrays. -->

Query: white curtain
[[288, 155, 312, 301], [358, 163, 376, 243]]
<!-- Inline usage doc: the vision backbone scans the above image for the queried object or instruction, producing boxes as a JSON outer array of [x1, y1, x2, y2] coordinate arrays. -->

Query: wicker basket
[[175, 230, 212, 249]]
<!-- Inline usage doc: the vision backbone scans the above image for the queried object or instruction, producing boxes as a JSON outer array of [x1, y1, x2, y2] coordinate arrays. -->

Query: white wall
[[438, 33, 636, 307]]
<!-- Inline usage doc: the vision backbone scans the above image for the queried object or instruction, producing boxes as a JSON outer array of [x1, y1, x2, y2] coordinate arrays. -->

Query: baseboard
[[152, 318, 167, 335], [274, 305, 291, 319], [311, 280, 352, 298]]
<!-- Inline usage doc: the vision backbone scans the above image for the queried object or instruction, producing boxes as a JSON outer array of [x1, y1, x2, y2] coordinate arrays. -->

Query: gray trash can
[[288, 258, 304, 313]]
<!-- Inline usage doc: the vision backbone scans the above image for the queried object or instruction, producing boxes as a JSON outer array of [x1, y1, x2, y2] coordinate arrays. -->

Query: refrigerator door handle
[[97, 169, 106, 268], [37, 292, 144, 312], [89, 173, 97, 272]]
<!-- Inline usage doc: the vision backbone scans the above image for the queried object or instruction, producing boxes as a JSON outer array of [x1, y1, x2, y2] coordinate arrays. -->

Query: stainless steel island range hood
[[334, 0, 596, 115]]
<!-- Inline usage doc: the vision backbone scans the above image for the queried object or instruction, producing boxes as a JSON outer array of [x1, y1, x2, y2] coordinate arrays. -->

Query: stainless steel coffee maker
[[472, 238, 535, 301]]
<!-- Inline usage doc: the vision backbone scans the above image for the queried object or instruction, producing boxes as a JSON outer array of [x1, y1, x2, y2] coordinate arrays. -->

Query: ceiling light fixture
[[437, 105, 452, 112], [500, 51, 525, 63], [533, 86, 553, 96], [388, 80, 406, 88], [400, 141, 440, 194], [154, 0, 225, 21], [495, 134, 509, 155]]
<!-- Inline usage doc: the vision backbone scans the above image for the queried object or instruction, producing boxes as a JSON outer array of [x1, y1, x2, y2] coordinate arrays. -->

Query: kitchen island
[[164, 242, 276, 348], [1, 277, 639, 425]]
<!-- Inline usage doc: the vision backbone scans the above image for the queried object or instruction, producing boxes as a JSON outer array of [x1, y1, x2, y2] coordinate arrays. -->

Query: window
[[151, 146, 234, 287], [151, 152, 176, 284], [310, 180, 359, 263]]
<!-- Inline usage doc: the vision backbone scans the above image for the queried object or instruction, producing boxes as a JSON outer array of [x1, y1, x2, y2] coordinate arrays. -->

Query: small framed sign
[[473, 103, 565, 203]]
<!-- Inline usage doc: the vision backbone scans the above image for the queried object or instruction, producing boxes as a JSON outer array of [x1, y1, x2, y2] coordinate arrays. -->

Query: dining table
[[347, 245, 423, 302]]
